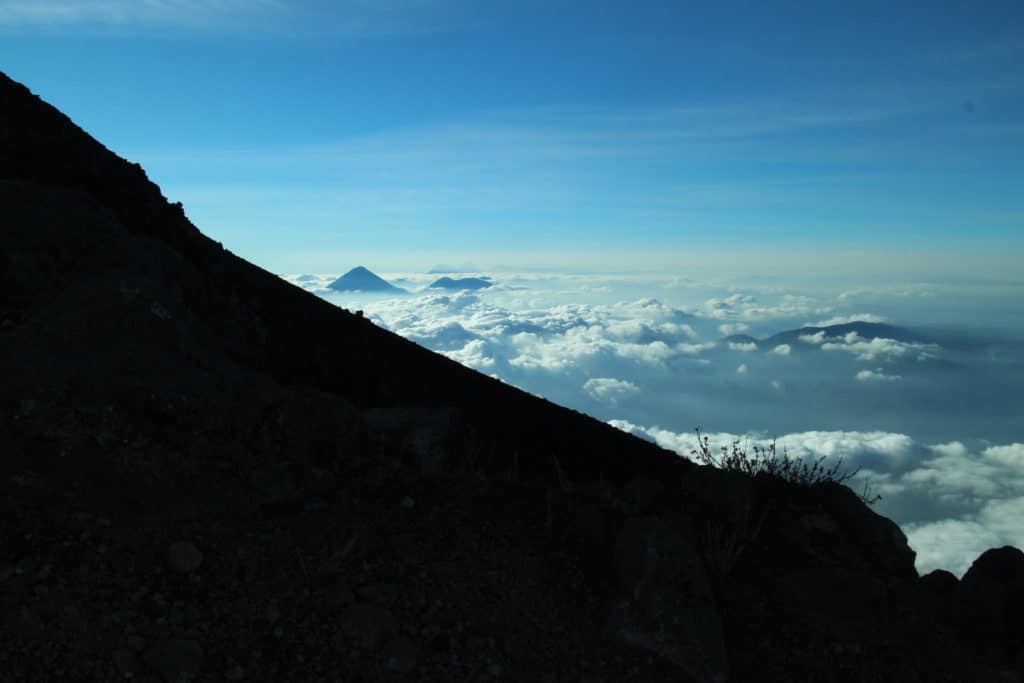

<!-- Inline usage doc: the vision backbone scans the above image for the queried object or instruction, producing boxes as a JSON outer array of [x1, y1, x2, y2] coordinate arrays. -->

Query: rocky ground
[[2, 71, 1023, 682]]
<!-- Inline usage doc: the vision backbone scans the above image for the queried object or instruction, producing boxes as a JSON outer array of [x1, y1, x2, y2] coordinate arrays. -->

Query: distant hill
[[763, 321, 933, 349], [429, 276, 492, 291], [328, 266, 405, 293], [724, 322, 935, 351]]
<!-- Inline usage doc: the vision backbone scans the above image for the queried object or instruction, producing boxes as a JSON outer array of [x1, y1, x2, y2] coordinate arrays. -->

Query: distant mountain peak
[[328, 266, 404, 293]]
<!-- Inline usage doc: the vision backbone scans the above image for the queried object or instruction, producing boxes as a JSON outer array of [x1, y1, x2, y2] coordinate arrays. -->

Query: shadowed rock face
[[1, 71, 1020, 682]]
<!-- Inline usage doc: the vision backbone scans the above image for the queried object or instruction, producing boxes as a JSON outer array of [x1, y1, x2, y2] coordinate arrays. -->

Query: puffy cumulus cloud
[[678, 342, 717, 355], [729, 341, 758, 352], [609, 297, 697, 325], [506, 331, 588, 371], [770, 344, 791, 356], [607, 420, 704, 456], [905, 497, 1024, 577], [442, 339, 495, 370], [767, 431, 922, 474], [615, 340, 677, 364], [607, 422, 1023, 577], [982, 443, 1024, 468], [406, 320, 480, 351], [506, 329, 679, 371], [704, 293, 756, 318], [736, 363, 748, 375], [976, 497, 1024, 548], [904, 520, 1003, 578], [821, 333, 940, 362], [856, 368, 901, 382], [799, 330, 826, 345], [704, 293, 831, 322], [902, 451, 1003, 501], [930, 441, 969, 458], [583, 377, 640, 402], [602, 317, 696, 342], [311, 283, 715, 375], [718, 322, 749, 336]]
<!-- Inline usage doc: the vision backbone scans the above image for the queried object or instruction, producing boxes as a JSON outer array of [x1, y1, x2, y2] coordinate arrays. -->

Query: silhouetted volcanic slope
[[428, 276, 493, 291], [0, 70, 677, 487], [4, 72, 1022, 682], [328, 266, 405, 293]]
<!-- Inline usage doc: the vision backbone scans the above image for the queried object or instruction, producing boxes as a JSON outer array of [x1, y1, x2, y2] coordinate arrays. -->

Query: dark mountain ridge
[[2, 72, 1021, 682]]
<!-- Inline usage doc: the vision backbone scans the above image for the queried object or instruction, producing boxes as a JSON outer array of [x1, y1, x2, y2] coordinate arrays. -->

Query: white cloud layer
[[704, 293, 831, 321], [856, 368, 901, 382], [326, 287, 711, 374], [799, 330, 826, 344], [718, 322, 749, 336], [821, 332, 940, 362], [583, 377, 640, 402]]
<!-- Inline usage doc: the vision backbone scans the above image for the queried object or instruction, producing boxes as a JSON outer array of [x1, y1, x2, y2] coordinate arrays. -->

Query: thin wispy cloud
[[0, 0, 465, 36], [856, 368, 902, 382], [0, 0, 282, 30]]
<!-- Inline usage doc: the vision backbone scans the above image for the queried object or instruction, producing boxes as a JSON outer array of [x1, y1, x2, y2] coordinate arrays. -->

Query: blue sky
[[1, 0, 1022, 273]]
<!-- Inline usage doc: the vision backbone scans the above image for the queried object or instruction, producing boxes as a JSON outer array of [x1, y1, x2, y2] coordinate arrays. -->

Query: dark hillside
[[2, 72, 1021, 682]]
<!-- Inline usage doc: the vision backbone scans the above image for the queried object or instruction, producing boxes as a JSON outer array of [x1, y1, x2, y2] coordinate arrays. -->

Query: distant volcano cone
[[328, 266, 404, 293]]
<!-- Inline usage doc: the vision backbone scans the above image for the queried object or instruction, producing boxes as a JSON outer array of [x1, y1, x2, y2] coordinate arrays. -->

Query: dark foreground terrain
[[1, 72, 1022, 682]]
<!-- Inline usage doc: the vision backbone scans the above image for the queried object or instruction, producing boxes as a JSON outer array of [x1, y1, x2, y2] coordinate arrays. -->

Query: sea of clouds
[[284, 270, 1024, 577]]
